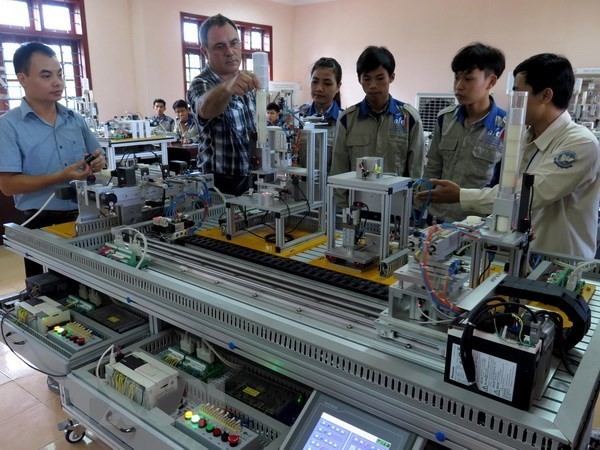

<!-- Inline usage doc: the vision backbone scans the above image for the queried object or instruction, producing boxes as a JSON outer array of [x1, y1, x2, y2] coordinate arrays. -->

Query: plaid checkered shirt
[[187, 66, 256, 176]]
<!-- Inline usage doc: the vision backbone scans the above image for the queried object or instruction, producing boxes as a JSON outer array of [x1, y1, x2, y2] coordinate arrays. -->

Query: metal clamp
[[105, 410, 136, 433]]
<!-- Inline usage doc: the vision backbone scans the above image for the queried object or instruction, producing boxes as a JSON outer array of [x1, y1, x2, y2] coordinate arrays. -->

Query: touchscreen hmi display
[[302, 411, 392, 450]]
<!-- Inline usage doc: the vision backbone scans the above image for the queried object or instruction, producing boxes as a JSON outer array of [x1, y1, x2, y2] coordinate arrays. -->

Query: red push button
[[228, 434, 240, 447], [212, 427, 222, 437]]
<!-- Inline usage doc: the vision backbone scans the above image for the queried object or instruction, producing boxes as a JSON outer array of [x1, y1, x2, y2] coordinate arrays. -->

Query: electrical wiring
[[165, 192, 210, 218], [21, 193, 56, 227], [285, 182, 312, 235], [1, 311, 69, 378], [411, 178, 433, 227], [418, 225, 462, 313], [96, 343, 114, 381], [163, 192, 210, 237], [202, 340, 242, 370], [459, 298, 540, 388], [118, 227, 148, 269], [477, 250, 496, 284], [439, 222, 481, 239], [416, 304, 456, 325]]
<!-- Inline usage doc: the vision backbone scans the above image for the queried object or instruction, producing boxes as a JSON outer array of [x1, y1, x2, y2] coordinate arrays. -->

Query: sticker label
[[243, 387, 260, 397], [448, 343, 516, 401]]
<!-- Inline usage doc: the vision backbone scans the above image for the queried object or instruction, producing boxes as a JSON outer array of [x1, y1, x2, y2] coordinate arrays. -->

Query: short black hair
[[311, 57, 343, 106], [356, 46, 395, 77], [172, 99, 189, 110], [200, 14, 238, 47], [451, 42, 505, 78], [153, 98, 166, 107], [266, 102, 280, 113], [513, 53, 574, 110], [13, 42, 56, 75]]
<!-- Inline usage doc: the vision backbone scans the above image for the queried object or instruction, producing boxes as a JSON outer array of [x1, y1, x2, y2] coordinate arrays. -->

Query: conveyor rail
[[144, 238, 385, 327], [179, 235, 389, 300]]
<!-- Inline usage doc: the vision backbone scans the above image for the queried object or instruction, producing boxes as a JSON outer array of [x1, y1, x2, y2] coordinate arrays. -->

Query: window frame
[[0, 0, 91, 114], [180, 12, 273, 93]]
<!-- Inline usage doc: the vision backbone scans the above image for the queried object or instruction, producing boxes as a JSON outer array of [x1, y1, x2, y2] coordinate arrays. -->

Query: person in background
[[330, 46, 424, 182], [267, 102, 282, 126], [187, 13, 260, 196], [172, 99, 199, 144], [419, 42, 506, 224], [416, 53, 600, 258], [0, 42, 105, 276], [299, 57, 343, 172], [151, 98, 175, 134]]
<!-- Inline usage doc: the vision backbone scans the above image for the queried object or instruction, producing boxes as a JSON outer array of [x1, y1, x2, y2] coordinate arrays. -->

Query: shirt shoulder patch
[[554, 150, 577, 169]]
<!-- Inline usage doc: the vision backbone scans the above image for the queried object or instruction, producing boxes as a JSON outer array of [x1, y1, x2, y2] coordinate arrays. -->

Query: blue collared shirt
[[300, 101, 342, 121], [0, 99, 101, 211], [455, 99, 505, 132], [331, 95, 425, 179]]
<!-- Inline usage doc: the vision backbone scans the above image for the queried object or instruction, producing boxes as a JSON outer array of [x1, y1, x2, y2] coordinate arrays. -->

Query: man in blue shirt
[[187, 14, 260, 196], [0, 42, 105, 275]]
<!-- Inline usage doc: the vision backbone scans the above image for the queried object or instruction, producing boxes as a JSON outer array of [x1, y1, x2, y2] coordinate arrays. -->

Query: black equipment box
[[444, 318, 554, 411]]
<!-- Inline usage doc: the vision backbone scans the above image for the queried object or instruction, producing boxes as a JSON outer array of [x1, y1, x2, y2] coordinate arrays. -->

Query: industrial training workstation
[[1, 0, 600, 449]]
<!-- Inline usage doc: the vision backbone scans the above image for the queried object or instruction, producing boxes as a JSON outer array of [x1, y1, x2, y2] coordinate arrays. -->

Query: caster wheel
[[65, 429, 86, 443]]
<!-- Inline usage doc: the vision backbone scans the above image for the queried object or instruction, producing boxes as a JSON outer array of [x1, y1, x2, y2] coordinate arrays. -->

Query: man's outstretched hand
[[414, 179, 461, 204]]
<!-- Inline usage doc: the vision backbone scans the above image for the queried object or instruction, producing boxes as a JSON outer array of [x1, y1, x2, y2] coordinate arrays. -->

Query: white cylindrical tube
[[499, 91, 527, 194], [495, 215, 509, 233], [255, 89, 268, 151], [253, 52, 269, 151], [505, 73, 514, 95], [252, 52, 269, 90], [574, 78, 583, 94]]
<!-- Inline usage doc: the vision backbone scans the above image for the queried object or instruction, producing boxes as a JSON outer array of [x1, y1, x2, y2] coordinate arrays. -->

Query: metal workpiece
[[4, 222, 600, 449]]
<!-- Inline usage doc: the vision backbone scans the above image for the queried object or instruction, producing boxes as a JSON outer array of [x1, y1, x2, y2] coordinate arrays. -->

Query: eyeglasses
[[211, 39, 242, 54]]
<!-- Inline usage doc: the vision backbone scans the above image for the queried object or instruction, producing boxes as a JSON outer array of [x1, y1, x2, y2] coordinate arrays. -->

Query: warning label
[[448, 343, 516, 401]]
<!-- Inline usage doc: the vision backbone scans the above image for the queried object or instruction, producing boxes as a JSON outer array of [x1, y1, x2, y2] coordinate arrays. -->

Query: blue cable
[[411, 178, 433, 227]]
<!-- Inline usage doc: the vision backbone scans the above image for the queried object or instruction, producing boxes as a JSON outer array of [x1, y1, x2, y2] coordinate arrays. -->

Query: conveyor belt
[[179, 235, 389, 300]]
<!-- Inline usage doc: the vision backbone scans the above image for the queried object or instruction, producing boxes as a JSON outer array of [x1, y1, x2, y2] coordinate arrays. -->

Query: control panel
[[282, 391, 417, 449], [174, 403, 262, 449], [47, 323, 102, 351]]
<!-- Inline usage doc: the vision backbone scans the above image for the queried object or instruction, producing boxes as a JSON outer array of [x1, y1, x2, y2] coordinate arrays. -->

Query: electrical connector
[[180, 335, 196, 355], [566, 270, 581, 292], [196, 340, 215, 364], [129, 240, 143, 258], [78, 284, 89, 300], [88, 289, 102, 306], [113, 233, 125, 247], [109, 346, 117, 366]]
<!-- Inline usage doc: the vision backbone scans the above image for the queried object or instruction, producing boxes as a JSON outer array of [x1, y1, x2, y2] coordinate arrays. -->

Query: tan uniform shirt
[[423, 99, 505, 222], [330, 97, 425, 178], [461, 111, 600, 258]]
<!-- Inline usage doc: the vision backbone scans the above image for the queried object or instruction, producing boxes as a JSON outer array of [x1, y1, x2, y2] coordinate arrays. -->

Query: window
[[0, 0, 91, 115], [180, 13, 273, 92]]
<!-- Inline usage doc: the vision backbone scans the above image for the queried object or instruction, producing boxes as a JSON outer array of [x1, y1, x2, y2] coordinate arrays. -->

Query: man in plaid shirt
[[187, 14, 261, 195]]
